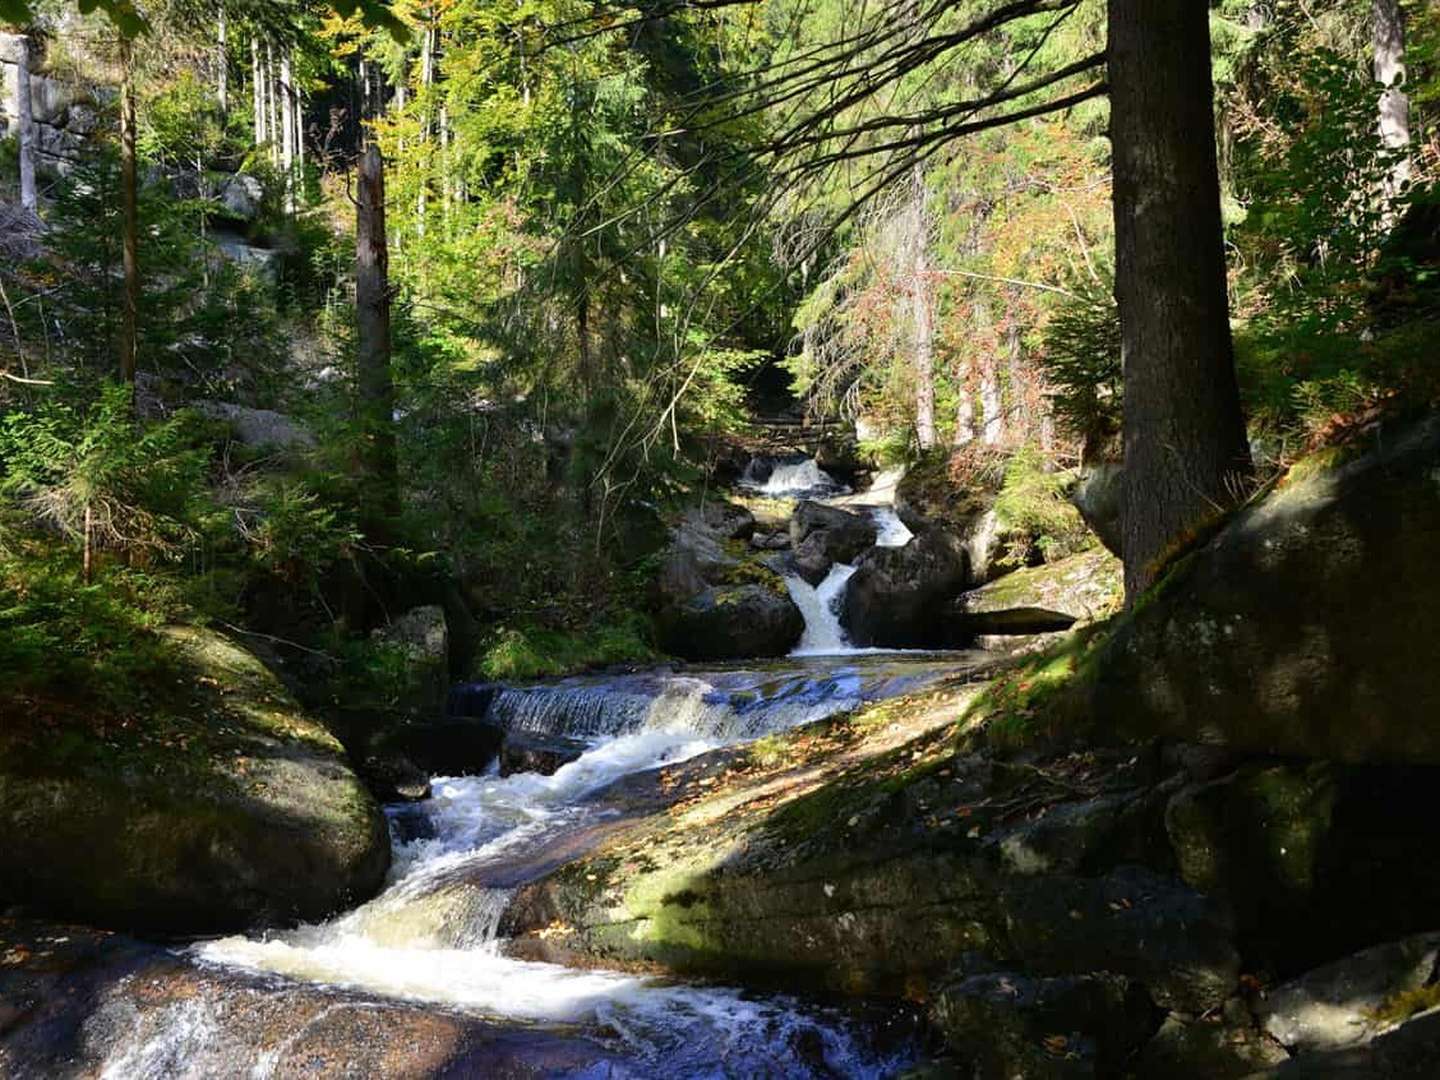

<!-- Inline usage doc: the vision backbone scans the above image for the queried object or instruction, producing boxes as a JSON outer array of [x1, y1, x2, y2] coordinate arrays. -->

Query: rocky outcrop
[[499, 731, 588, 777], [0, 627, 389, 935], [1259, 933, 1440, 1055], [196, 401, 315, 450], [1070, 460, 1124, 557], [1, 35, 99, 171], [1088, 415, 1440, 765], [653, 499, 804, 660], [947, 548, 1121, 649], [788, 500, 877, 585], [841, 529, 969, 647]]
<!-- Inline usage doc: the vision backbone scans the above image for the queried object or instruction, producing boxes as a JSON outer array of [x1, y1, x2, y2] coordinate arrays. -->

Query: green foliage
[[993, 445, 1091, 566], [236, 477, 360, 589], [1037, 271, 1121, 448], [477, 615, 655, 681], [0, 383, 210, 564]]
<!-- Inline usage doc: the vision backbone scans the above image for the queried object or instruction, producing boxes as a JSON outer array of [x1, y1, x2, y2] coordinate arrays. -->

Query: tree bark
[[119, 45, 140, 387], [280, 50, 295, 212], [1374, 0, 1411, 224], [217, 8, 228, 115], [265, 42, 278, 165], [251, 37, 264, 146], [15, 32, 36, 213], [1109, 0, 1253, 601], [908, 170, 935, 449], [355, 142, 399, 533]]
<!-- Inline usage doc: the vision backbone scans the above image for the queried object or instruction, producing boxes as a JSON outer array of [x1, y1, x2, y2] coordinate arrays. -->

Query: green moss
[[961, 628, 1109, 750], [1368, 984, 1440, 1028], [1281, 443, 1361, 489]]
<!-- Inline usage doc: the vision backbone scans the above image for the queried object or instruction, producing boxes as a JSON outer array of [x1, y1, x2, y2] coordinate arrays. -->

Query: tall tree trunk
[[954, 358, 975, 446], [980, 356, 1002, 445], [1109, 0, 1253, 601], [119, 45, 140, 387], [265, 42, 278, 166], [1374, 0, 1411, 226], [251, 37, 264, 145], [355, 142, 399, 535], [15, 33, 36, 213], [217, 8, 228, 115], [909, 170, 935, 450], [280, 51, 295, 212]]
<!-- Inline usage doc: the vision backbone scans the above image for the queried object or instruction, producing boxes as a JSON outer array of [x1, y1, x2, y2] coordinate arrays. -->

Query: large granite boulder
[[1088, 414, 1440, 765], [0, 628, 390, 935], [947, 548, 1121, 650], [841, 529, 969, 648], [653, 499, 803, 660], [788, 500, 877, 585]]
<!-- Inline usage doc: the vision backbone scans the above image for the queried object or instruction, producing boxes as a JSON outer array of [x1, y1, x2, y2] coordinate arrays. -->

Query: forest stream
[[89, 462, 974, 1077]]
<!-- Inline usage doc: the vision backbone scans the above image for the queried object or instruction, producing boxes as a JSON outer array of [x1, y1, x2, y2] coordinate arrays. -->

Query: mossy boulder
[[1088, 413, 1440, 765], [947, 548, 1121, 649], [653, 497, 803, 659], [0, 627, 390, 935]]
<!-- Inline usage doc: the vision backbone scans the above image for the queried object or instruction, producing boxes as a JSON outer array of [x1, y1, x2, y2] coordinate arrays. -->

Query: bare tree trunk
[[119, 45, 140, 387], [355, 142, 399, 532], [15, 33, 36, 213], [908, 170, 935, 450], [251, 37, 264, 146], [265, 42, 278, 166], [980, 356, 1002, 445], [1374, 0, 1411, 226], [1110, 0, 1253, 601], [280, 51, 295, 212], [416, 18, 436, 235], [217, 8, 228, 115], [82, 502, 94, 584]]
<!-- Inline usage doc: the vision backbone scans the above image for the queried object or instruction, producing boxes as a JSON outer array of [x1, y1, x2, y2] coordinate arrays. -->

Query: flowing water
[[191, 656, 968, 1077], [181, 456, 956, 1077]]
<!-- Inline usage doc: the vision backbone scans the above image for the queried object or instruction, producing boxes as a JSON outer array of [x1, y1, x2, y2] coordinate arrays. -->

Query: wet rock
[[1134, 1014, 1288, 1078], [842, 529, 969, 648], [0, 628, 389, 935], [358, 740, 433, 803], [1088, 413, 1440, 765], [0, 920, 632, 1078], [657, 583, 805, 661], [381, 717, 506, 779], [790, 500, 878, 578], [371, 604, 450, 707], [500, 731, 589, 777], [929, 971, 1154, 1078], [1259, 933, 1440, 1054], [750, 530, 791, 551]]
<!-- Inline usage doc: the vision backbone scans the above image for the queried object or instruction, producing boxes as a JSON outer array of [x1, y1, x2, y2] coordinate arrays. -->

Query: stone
[[1259, 934, 1440, 1054], [842, 529, 969, 648], [1134, 1015, 1288, 1079], [788, 501, 877, 586], [1070, 460, 1123, 557], [960, 607, 1078, 637], [1163, 763, 1440, 974], [0, 628, 389, 935], [217, 172, 265, 221], [1253, 1006, 1440, 1077], [195, 401, 315, 450], [1088, 413, 1440, 765], [657, 583, 805, 661], [929, 971, 1154, 1078], [499, 731, 589, 777], [213, 234, 281, 282]]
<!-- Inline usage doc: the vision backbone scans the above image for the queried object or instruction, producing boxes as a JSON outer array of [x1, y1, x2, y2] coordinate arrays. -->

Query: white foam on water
[[870, 506, 913, 548], [785, 564, 861, 656], [742, 457, 841, 498]]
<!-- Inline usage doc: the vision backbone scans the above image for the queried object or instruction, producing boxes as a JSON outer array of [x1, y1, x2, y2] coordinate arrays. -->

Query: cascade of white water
[[741, 457, 842, 497], [785, 564, 860, 656]]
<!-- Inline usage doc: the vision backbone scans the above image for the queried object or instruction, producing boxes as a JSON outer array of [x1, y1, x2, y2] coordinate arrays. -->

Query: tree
[[119, 37, 140, 385], [12, 30, 36, 212], [1109, 0, 1252, 599], [355, 140, 398, 536], [1373, 0, 1411, 225]]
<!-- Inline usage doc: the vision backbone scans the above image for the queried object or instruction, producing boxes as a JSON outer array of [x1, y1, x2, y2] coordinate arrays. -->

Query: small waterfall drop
[[741, 456, 843, 498], [785, 564, 860, 656], [870, 506, 914, 548]]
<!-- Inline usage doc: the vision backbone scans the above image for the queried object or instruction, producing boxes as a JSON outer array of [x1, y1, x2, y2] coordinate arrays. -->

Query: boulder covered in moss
[[1089, 413, 1440, 765], [653, 497, 803, 659], [947, 548, 1121, 649], [0, 627, 390, 935]]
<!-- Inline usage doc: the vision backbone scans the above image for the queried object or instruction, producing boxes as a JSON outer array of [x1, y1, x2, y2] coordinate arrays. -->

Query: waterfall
[[870, 506, 914, 548], [740, 456, 843, 498], [785, 564, 860, 656]]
